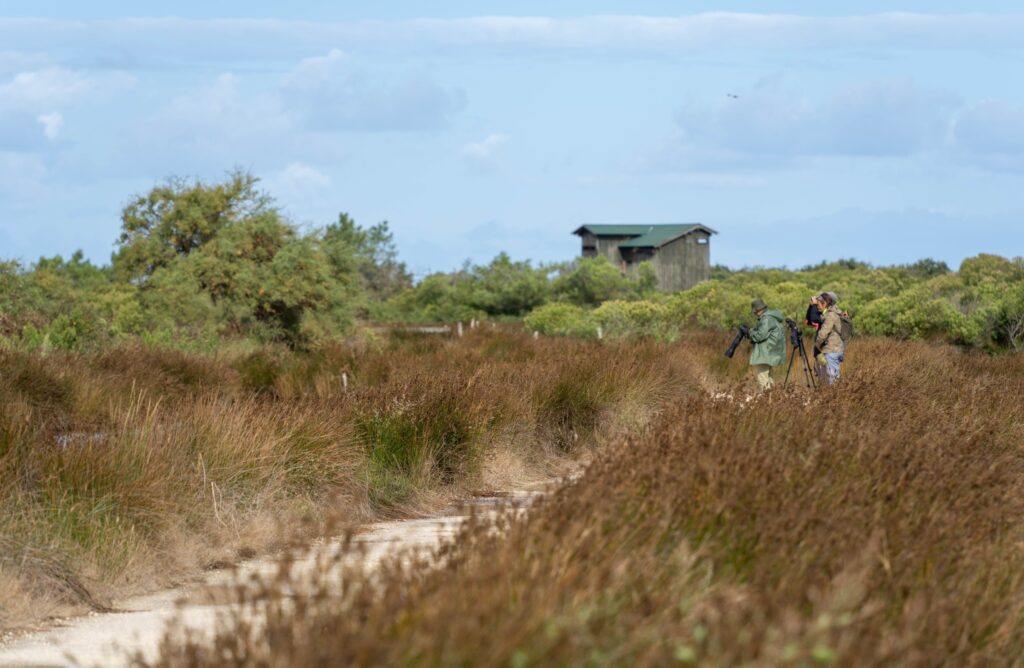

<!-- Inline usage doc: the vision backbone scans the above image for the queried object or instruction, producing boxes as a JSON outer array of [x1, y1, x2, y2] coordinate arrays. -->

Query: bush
[[525, 253, 1024, 350], [593, 300, 674, 340], [552, 256, 640, 306], [523, 303, 597, 339]]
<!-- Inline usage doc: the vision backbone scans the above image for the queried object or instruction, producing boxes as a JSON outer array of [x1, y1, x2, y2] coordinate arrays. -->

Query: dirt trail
[[0, 488, 545, 668]]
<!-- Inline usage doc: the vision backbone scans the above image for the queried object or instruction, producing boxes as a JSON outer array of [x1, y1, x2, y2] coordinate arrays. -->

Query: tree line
[[1, 171, 1022, 351]]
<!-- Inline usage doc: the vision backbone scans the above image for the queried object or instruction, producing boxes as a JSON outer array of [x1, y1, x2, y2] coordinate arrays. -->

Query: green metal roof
[[573, 223, 714, 248]]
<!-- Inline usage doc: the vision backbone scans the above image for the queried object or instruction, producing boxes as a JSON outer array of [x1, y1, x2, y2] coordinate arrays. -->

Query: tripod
[[783, 319, 818, 390]]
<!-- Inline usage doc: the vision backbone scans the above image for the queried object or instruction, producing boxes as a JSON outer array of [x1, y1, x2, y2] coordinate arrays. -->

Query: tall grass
[[144, 337, 1024, 666], [0, 329, 680, 629]]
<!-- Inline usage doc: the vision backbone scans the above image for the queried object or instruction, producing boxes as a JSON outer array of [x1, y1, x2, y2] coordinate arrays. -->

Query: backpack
[[839, 311, 854, 344]]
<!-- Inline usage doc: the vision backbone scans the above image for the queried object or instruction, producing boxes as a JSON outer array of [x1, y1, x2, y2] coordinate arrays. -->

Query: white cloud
[[282, 49, 465, 132], [0, 67, 131, 150], [150, 72, 289, 145], [278, 162, 331, 192], [0, 67, 132, 113], [37, 112, 63, 140], [461, 133, 509, 163]]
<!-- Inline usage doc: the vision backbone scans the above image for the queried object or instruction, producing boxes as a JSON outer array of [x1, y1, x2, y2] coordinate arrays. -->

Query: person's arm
[[749, 317, 770, 343], [815, 311, 837, 347]]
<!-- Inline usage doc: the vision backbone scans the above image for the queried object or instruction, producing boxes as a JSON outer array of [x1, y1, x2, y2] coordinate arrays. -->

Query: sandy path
[[0, 489, 543, 668]]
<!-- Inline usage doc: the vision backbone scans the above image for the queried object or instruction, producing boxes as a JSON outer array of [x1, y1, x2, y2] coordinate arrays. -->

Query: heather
[[146, 334, 1024, 667], [0, 329, 678, 629]]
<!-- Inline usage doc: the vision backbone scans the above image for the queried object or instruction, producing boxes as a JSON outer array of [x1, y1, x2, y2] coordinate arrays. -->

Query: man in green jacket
[[747, 298, 786, 392]]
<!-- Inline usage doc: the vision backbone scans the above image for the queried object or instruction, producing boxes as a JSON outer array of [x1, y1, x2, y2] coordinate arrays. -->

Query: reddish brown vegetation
[[145, 337, 1024, 666], [0, 330, 680, 630]]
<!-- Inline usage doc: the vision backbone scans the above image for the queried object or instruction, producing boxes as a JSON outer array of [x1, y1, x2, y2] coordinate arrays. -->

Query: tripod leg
[[783, 347, 798, 388], [799, 341, 817, 389]]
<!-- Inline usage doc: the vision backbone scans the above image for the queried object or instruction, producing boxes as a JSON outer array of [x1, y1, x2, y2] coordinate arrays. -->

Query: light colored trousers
[[824, 351, 845, 385], [753, 364, 774, 392]]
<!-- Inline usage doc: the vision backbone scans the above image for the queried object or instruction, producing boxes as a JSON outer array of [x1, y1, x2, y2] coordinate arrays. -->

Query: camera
[[724, 325, 750, 358], [784, 318, 803, 347]]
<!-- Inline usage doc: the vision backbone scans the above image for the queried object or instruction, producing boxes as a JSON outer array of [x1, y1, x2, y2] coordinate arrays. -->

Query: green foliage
[[113, 169, 270, 283], [460, 253, 550, 316], [0, 173, 419, 350], [322, 213, 412, 305], [594, 299, 675, 340], [376, 253, 551, 323], [375, 274, 482, 324], [1, 169, 1019, 352], [552, 256, 640, 306], [523, 303, 597, 339], [527, 255, 1024, 350], [186, 214, 344, 345]]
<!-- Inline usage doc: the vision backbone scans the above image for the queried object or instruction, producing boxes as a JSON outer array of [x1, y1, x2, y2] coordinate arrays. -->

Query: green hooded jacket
[[748, 308, 786, 367]]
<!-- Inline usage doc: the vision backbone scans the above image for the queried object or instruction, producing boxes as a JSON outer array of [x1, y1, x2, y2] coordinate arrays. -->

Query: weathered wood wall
[[652, 230, 711, 291]]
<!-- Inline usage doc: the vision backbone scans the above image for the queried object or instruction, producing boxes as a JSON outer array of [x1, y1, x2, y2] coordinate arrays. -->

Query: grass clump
[[357, 374, 488, 507]]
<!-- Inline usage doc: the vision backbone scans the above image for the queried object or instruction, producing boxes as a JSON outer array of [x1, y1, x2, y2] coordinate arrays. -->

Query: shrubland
[[0, 329, 681, 630], [2, 170, 1021, 351], [144, 334, 1024, 667], [525, 255, 1024, 350]]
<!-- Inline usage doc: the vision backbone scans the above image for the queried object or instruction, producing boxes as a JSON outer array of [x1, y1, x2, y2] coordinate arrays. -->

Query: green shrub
[[552, 256, 639, 306], [593, 300, 674, 340], [523, 302, 597, 339]]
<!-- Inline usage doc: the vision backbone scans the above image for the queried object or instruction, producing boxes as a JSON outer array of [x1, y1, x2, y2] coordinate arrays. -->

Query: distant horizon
[[2, 2, 1024, 275]]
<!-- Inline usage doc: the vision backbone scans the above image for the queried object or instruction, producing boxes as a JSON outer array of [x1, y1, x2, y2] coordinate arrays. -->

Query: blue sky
[[2, 2, 1024, 275]]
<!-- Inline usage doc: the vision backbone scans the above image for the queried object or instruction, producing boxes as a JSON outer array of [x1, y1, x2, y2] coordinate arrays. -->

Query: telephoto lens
[[724, 327, 747, 358]]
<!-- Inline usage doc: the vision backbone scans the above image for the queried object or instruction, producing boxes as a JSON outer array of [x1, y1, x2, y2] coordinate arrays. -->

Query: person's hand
[[739, 325, 750, 337]]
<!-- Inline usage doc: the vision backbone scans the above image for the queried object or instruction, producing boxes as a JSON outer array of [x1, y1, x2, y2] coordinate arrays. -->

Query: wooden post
[[597, 326, 603, 341], [341, 372, 348, 392], [533, 331, 539, 340], [457, 321, 464, 338]]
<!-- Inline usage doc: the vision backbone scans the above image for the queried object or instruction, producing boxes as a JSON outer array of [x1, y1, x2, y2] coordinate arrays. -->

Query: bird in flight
[[727, 93, 739, 99]]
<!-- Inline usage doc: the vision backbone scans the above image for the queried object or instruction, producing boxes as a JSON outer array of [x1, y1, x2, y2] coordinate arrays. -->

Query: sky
[[1, 2, 1024, 275]]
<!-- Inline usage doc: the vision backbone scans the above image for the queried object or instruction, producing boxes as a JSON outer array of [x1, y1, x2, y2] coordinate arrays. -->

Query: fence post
[[457, 321, 464, 338], [533, 331, 539, 340], [597, 326, 603, 341], [341, 372, 348, 392]]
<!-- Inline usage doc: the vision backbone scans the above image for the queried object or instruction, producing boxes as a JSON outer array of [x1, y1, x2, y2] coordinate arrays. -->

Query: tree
[[113, 170, 272, 282], [461, 253, 550, 316], [552, 257, 637, 306], [186, 213, 342, 345], [321, 213, 412, 301]]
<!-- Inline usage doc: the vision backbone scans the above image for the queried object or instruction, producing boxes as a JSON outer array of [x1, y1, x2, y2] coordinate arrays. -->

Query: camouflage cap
[[751, 298, 767, 313]]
